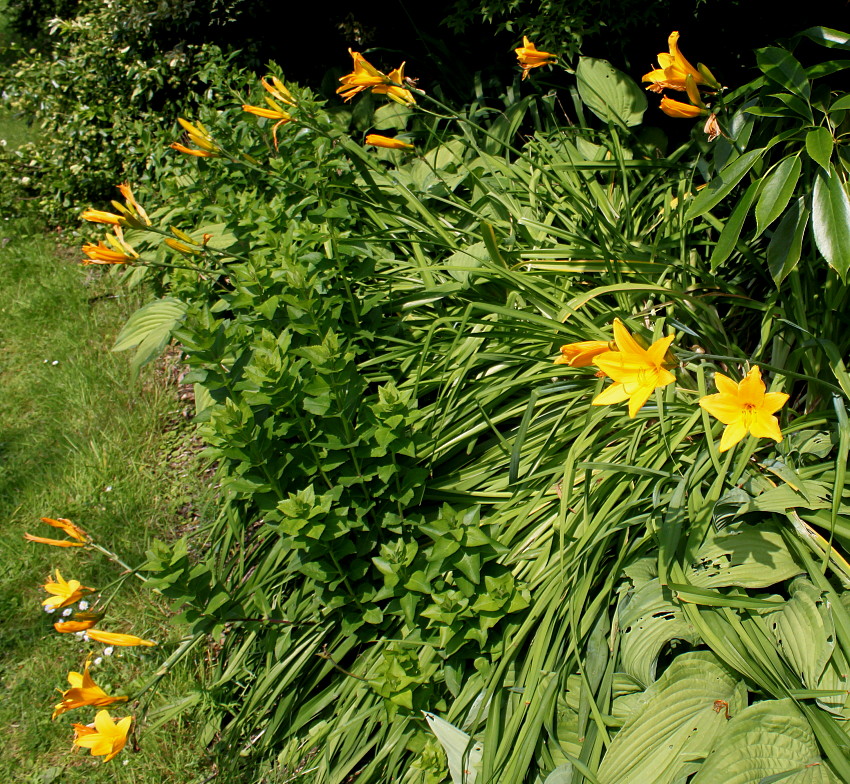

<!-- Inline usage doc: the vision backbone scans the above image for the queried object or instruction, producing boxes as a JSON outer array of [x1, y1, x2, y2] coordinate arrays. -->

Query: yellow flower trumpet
[[337, 50, 416, 106], [365, 134, 415, 151], [515, 36, 557, 80], [72, 709, 133, 762], [170, 117, 221, 158], [53, 658, 128, 719]]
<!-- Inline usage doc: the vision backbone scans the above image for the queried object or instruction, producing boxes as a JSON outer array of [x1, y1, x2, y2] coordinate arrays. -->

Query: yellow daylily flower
[[515, 36, 557, 80], [115, 182, 151, 226], [80, 209, 124, 226], [553, 340, 614, 368], [52, 658, 128, 719], [642, 31, 705, 92], [699, 366, 789, 452], [337, 50, 416, 106], [170, 118, 220, 157], [592, 319, 677, 418], [660, 95, 707, 118], [87, 629, 157, 647], [72, 709, 133, 762], [42, 570, 93, 610], [365, 134, 415, 151]]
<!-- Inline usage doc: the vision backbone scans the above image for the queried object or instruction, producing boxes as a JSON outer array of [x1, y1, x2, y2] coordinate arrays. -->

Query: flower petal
[[748, 411, 783, 442], [713, 373, 740, 398], [762, 391, 789, 415], [592, 382, 630, 406], [718, 420, 748, 452], [699, 394, 742, 425], [627, 384, 657, 418]]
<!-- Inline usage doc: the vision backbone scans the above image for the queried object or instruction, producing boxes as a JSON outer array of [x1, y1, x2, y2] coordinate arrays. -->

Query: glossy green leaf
[[710, 180, 759, 268], [767, 197, 809, 285], [812, 165, 850, 279], [805, 127, 834, 172], [686, 148, 765, 220], [801, 26, 850, 50], [575, 57, 647, 127], [756, 47, 811, 99], [756, 155, 802, 236]]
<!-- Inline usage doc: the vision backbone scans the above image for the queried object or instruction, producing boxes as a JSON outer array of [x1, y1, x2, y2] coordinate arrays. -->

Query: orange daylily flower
[[25, 534, 85, 547], [53, 658, 128, 719], [660, 96, 706, 118], [115, 182, 151, 226], [81, 241, 137, 265], [554, 340, 614, 368], [365, 134, 415, 151], [42, 570, 93, 610], [592, 319, 677, 418], [642, 31, 705, 92], [54, 618, 99, 633], [87, 629, 157, 647], [243, 77, 296, 148], [41, 517, 87, 541], [337, 50, 416, 106], [170, 117, 221, 157], [72, 709, 133, 762], [515, 36, 557, 80], [699, 366, 789, 452]]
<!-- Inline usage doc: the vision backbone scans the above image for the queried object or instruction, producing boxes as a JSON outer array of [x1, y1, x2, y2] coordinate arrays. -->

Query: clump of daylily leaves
[[26, 516, 157, 763], [555, 319, 788, 452]]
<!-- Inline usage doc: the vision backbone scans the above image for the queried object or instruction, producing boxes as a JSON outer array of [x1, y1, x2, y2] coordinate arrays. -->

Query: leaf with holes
[[618, 577, 701, 686], [685, 523, 803, 588]]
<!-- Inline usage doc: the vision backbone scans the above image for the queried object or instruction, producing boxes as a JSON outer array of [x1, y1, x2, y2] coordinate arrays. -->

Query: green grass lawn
[[0, 227, 213, 782]]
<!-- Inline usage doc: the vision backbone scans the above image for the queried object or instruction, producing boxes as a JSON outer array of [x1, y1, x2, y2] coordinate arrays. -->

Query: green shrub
[[77, 28, 850, 784]]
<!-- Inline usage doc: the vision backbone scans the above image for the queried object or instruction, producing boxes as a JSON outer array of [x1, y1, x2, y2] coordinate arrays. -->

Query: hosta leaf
[[812, 165, 850, 279], [685, 523, 803, 588], [769, 578, 834, 687], [596, 652, 745, 784], [424, 711, 482, 784], [575, 57, 647, 127], [112, 296, 188, 373], [618, 578, 701, 686], [690, 699, 838, 784]]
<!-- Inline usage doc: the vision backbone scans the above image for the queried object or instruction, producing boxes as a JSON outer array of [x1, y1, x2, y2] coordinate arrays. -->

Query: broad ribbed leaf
[[769, 578, 834, 687], [691, 699, 838, 784], [576, 58, 647, 127], [812, 166, 850, 279], [768, 197, 810, 285], [756, 47, 811, 99], [596, 652, 745, 784], [112, 296, 188, 372], [686, 523, 803, 588], [756, 155, 802, 236], [619, 578, 701, 685]]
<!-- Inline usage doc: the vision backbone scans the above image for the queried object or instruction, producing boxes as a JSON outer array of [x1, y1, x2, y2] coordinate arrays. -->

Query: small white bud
[[104, 646, 114, 656], [77, 600, 89, 611], [93, 657, 103, 666], [62, 607, 73, 616], [45, 606, 56, 613]]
